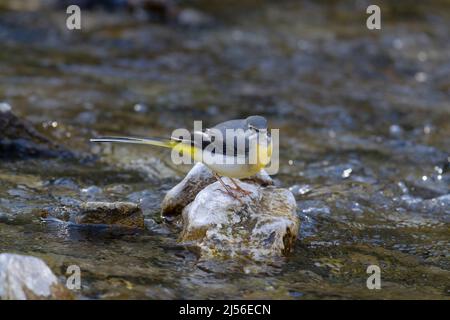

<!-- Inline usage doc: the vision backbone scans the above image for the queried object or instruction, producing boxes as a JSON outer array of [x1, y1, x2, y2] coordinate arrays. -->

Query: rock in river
[[162, 163, 299, 260], [0, 106, 75, 159], [40, 201, 145, 229], [0, 253, 71, 300], [74, 201, 145, 228]]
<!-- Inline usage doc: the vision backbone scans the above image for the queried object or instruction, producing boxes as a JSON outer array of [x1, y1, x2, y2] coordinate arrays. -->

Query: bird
[[90, 115, 272, 200]]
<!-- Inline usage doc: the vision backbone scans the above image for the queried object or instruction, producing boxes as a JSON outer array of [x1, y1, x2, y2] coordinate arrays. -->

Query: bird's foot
[[229, 178, 253, 196], [213, 174, 247, 204], [231, 186, 252, 196]]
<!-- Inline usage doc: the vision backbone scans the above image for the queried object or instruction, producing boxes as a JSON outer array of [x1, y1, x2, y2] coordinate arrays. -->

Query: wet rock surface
[[0, 253, 71, 300], [180, 181, 299, 260], [160, 163, 294, 259]]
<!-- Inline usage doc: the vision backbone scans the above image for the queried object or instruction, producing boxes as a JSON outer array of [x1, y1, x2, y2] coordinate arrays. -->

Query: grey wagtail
[[90, 115, 272, 199]]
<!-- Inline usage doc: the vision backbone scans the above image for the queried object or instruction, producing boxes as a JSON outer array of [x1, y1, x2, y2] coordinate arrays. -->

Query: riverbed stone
[[39, 201, 145, 229], [73, 201, 145, 228], [179, 179, 299, 260], [161, 163, 273, 218], [0, 253, 71, 300]]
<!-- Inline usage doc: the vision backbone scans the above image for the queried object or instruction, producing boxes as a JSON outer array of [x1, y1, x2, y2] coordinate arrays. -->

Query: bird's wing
[[211, 119, 246, 133], [201, 129, 251, 157], [169, 118, 252, 157]]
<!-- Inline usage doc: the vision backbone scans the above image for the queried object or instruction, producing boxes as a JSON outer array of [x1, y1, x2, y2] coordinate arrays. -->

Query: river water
[[0, 1, 449, 299]]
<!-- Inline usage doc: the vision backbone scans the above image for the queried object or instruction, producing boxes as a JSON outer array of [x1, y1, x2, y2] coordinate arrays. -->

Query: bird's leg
[[229, 178, 252, 196], [213, 173, 236, 196], [213, 173, 243, 203]]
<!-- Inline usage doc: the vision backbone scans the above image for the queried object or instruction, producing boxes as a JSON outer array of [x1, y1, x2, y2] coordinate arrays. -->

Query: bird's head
[[246, 115, 268, 133]]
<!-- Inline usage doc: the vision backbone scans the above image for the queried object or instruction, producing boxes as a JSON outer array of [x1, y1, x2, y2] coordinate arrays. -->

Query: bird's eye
[[249, 125, 259, 132]]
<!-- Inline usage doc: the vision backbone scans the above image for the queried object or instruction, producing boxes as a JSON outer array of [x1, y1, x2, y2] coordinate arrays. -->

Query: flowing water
[[0, 0, 449, 299]]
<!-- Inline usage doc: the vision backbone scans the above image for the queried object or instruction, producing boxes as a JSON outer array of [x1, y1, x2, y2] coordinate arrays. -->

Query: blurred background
[[0, 0, 449, 299]]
